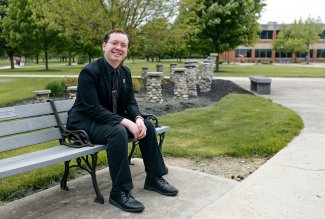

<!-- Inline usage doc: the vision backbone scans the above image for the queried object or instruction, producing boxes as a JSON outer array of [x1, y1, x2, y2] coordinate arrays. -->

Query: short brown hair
[[103, 29, 130, 46]]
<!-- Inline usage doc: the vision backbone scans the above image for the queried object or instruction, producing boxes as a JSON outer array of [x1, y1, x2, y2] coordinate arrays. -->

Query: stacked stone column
[[67, 86, 78, 99], [199, 60, 214, 92], [141, 67, 149, 91], [156, 64, 164, 73], [169, 63, 177, 82], [33, 90, 51, 103], [184, 62, 198, 97], [173, 68, 188, 99], [146, 72, 164, 103]]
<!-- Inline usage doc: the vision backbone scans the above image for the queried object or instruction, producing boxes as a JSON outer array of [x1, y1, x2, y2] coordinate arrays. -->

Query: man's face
[[102, 33, 129, 67]]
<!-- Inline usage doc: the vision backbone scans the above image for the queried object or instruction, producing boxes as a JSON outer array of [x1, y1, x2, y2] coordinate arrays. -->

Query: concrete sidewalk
[[1, 77, 325, 218], [0, 159, 238, 219]]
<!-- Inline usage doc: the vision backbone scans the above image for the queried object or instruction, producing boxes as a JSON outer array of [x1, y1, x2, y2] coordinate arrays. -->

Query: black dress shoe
[[109, 190, 145, 213], [144, 176, 179, 196]]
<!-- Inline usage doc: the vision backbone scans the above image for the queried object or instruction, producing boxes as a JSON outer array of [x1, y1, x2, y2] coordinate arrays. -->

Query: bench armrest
[[143, 114, 160, 127], [60, 129, 93, 148], [48, 100, 93, 148]]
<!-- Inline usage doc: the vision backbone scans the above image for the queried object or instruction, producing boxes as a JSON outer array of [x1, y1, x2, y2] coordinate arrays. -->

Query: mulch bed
[[136, 79, 252, 116]]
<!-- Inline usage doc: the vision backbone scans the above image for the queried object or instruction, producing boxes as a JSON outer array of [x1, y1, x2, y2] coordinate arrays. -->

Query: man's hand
[[120, 118, 139, 140], [135, 117, 146, 139]]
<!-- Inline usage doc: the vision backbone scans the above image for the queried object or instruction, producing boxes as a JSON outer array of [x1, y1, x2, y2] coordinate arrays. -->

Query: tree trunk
[[45, 50, 49, 70], [68, 51, 72, 66], [215, 55, 220, 72], [6, 49, 15, 69]]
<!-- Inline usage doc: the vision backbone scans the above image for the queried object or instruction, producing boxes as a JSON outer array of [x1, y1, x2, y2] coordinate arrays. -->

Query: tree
[[0, 0, 16, 69], [44, 0, 108, 64], [273, 17, 323, 63], [100, 0, 177, 34], [140, 17, 170, 62], [168, 0, 201, 61], [2, 0, 60, 70], [194, 0, 265, 71]]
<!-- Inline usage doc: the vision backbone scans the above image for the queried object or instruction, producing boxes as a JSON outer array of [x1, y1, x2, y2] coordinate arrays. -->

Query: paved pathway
[[0, 77, 324, 218]]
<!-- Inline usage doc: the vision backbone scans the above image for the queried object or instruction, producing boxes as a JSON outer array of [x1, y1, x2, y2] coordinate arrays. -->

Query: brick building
[[219, 22, 325, 63]]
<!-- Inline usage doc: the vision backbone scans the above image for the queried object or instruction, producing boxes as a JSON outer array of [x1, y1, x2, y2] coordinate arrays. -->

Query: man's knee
[[144, 119, 156, 134], [105, 124, 128, 143]]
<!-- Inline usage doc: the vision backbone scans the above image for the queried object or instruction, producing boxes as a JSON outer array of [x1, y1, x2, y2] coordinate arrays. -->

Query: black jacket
[[67, 58, 141, 133]]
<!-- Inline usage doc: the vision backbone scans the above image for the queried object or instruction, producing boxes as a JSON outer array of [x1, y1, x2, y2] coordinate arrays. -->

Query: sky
[[258, 0, 325, 24]]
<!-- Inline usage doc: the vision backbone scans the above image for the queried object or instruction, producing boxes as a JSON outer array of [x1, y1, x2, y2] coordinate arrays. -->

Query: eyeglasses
[[107, 41, 128, 49]]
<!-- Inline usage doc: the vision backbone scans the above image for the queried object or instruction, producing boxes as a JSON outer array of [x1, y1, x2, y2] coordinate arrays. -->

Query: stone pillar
[[33, 90, 51, 103], [173, 68, 188, 99], [67, 86, 78, 99], [146, 72, 164, 103], [199, 62, 213, 93], [141, 67, 149, 91], [170, 63, 177, 71], [156, 64, 164, 73], [141, 67, 149, 79], [169, 63, 177, 82], [184, 60, 199, 68], [184, 62, 198, 97]]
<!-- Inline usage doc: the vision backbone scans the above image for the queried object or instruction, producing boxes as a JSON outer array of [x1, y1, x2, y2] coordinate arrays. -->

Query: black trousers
[[89, 119, 168, 191]]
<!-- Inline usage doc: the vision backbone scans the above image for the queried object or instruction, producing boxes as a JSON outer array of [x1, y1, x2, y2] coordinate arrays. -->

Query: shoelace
[[120, 190, 134, 203], [156, 177, 167, 185]]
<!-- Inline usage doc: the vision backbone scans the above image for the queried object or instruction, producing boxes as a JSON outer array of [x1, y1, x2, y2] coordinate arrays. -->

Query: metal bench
[[249, 76, 272, 94], [0, 99, 169, 204]]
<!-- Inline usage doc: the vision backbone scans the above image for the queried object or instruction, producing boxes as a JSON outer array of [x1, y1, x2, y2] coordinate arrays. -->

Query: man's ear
[[102, 42, 107, 51]]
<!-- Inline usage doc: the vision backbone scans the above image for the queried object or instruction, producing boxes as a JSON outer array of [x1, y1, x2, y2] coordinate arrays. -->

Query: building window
[[259, 30, 273, 39], [275, 51, 292, 58], [255, 49, 272, 58], [296, 52, 307, 58], [235, 49, 252, 58], [317, 49, 325, 58]]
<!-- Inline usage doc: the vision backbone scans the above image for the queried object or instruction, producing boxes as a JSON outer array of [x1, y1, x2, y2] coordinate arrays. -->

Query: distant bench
[[249, 76, 272, 94], [0, 99, 169, 204]]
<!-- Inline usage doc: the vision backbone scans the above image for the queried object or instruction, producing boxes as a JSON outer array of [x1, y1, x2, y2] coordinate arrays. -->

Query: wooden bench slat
[[0, 144, 107, 178], [0, 128, 62, 152], [0, 107, 16, 121], [155, 126, 170, 134], [0, 113, 68, 136], [52, 99, 75, 112], [0, 99, 74, 122]]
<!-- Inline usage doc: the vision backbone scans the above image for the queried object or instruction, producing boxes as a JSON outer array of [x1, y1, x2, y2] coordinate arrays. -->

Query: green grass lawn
[[0, 77, 67, 107], [159, 94, 303, 159], [217, 64, 325, 77]]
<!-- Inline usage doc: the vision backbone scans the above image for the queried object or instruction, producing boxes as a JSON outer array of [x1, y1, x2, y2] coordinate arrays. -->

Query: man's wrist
[[135, 115, 144, 121]]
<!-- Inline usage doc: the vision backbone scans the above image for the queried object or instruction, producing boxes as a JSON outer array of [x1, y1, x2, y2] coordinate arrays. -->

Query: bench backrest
[[0, 99, 74, 152]]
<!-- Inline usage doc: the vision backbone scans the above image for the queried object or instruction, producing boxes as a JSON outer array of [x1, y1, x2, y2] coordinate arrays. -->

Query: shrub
[[132, 78, 143, 93], [45, 80, 67, 97]]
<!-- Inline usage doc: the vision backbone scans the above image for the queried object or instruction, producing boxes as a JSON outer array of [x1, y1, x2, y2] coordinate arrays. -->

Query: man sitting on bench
[[67, 29, 178, 213]]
